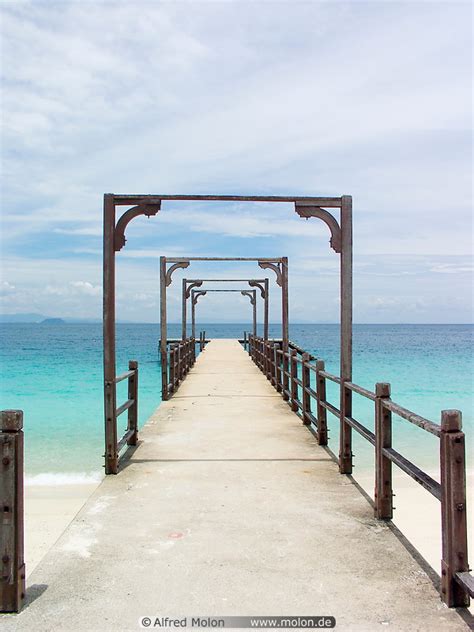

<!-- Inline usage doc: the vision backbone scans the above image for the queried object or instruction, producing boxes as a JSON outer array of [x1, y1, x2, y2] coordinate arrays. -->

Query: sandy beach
[[24, 480, 101, 575], [354, 468, 473, 576]]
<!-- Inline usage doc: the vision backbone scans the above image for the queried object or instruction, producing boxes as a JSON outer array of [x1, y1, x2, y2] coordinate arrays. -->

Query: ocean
[[0, 323, 472, 482]]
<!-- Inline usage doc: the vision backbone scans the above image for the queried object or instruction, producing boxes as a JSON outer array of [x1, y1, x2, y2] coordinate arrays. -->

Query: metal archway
[[103, 193, 352, 474]]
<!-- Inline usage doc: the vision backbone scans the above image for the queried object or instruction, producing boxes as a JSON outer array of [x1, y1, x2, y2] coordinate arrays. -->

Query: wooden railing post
[[440, 410, 470, 607], [374, 383, 392, 519], [169, 347, 175, 394], [272, 343, 277, 388], [301, 353, 311, 425], [127, 361, 138, 446], [265, 341, 271, 380], [276, 345, 282, 393], [282, 351, 290, 402], [339, 380, 353, 474], [243, 331, 247, 351], [315, 360, 328, 445], [0, 410, 25, 613], [202, 330, 206, 350], [290, 349, 298, 412], [177, 343, 182, 382]]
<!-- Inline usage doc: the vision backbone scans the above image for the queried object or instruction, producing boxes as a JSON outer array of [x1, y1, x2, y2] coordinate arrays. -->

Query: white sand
[[24, 481, 100, 575], [354, 468, 473, 574]]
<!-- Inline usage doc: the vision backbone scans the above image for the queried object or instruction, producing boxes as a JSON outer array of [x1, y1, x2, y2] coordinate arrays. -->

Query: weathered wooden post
[[271, 343, 277, 387], [181, 278, 187, 340], [301, 353, 311, 425], [160, 256, 169, 401], [103, 194, 118, 474], [290, 349, 299, 412], [315, 360, 328, 445], [127, 361, 139, 446], [339, 196, 353, 474], [0, 410, 25, 613], [243, 331, 247, 351], [202, 330, 206, 350], [281, 257, 290, 402], [172, 345, 176, 387], [374, 383, 393, 519], [440, 410, 470, 607], [275, 345, 282, 393], [263, 278, 269, 341], [252, 295, 257, 338], [265, 341, 271, 380]]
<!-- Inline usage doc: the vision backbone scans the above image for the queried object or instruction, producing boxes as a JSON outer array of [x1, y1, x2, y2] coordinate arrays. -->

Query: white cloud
[[0, 1, 472, 322]]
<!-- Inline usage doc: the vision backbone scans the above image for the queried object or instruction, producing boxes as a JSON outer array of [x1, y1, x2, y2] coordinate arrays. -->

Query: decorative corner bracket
[[258, 261, 282, 287], [185, 280, 203, 299], [241, 290, 256, 305], [294, 202, 342, 253], [114, 202, 161, 251], [192, 290, 207, 306], [248, 280, 266, 298], [166, 261, 190, 287]]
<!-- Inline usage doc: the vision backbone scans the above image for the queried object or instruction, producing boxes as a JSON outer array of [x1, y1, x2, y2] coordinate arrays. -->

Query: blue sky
[[1, 0, 472, 323]]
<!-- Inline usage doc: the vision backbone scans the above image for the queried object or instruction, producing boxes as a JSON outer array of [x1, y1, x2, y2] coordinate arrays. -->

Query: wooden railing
[[247, 334, 472, 608], [105, 360, 139, 474], [167, 337, 196, 395]]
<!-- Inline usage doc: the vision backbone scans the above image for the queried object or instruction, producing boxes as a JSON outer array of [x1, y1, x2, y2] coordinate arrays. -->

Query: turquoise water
[[0, 324, 472, 480]]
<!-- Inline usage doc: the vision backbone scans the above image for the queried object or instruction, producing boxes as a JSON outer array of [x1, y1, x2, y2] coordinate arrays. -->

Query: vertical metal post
[[339, 195, 353, 474], [160, 256, 169, 401], [243, 331, 247, 351], [301, 353, 311, 425], [127, 361, 138, 446], [264, 278, 269, 340], [440, 410, 469, 607], [181, 279, 187, 340], [374, 383, 393, 519], [315, 360, 328, 445], [103, 193, 118, 474], [191, 298, 196, 340], [0, 410, 25, 613]]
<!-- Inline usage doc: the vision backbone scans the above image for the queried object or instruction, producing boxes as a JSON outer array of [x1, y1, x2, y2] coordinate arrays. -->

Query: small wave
[[25, 471, 103, 486]]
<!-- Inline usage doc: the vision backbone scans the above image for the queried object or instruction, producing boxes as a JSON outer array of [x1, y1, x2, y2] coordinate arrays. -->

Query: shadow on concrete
[[22, 584, 48, 610]]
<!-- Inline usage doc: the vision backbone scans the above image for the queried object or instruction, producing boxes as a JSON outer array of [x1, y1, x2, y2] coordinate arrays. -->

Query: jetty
[[0, 339, 471, 630], [1, 193, 472, 630]]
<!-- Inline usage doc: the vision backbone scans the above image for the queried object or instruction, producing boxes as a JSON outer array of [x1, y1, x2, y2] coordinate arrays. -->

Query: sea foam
[[25, 471, 103, 486]]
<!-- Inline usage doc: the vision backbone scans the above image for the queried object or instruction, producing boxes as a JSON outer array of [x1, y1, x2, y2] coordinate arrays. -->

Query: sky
[[1, 0, 472, 324]]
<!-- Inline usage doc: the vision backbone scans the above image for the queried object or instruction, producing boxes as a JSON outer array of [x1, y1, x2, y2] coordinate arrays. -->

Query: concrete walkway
[[2, 340, 469, 631]]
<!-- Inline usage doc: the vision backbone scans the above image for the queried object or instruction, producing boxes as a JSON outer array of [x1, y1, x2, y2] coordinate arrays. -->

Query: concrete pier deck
[[2, 340, 468, 631]]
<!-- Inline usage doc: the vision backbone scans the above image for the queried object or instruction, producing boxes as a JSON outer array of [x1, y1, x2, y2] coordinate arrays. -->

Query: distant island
[[40, 318, 66, 325]]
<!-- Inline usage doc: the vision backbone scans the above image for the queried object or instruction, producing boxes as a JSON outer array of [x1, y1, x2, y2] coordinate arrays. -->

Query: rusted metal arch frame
[[103, 193, 351, 476], [159, 256, 287, 404], [191, 289, 257, 338], [183, 278, 269, 340]]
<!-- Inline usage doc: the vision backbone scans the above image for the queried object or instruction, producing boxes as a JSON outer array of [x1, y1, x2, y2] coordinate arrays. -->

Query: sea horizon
[[0, 322, 472, 483]]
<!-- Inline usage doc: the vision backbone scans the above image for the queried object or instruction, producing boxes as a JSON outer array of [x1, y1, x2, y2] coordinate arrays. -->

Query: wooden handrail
[[247, 335, 471, 608]]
